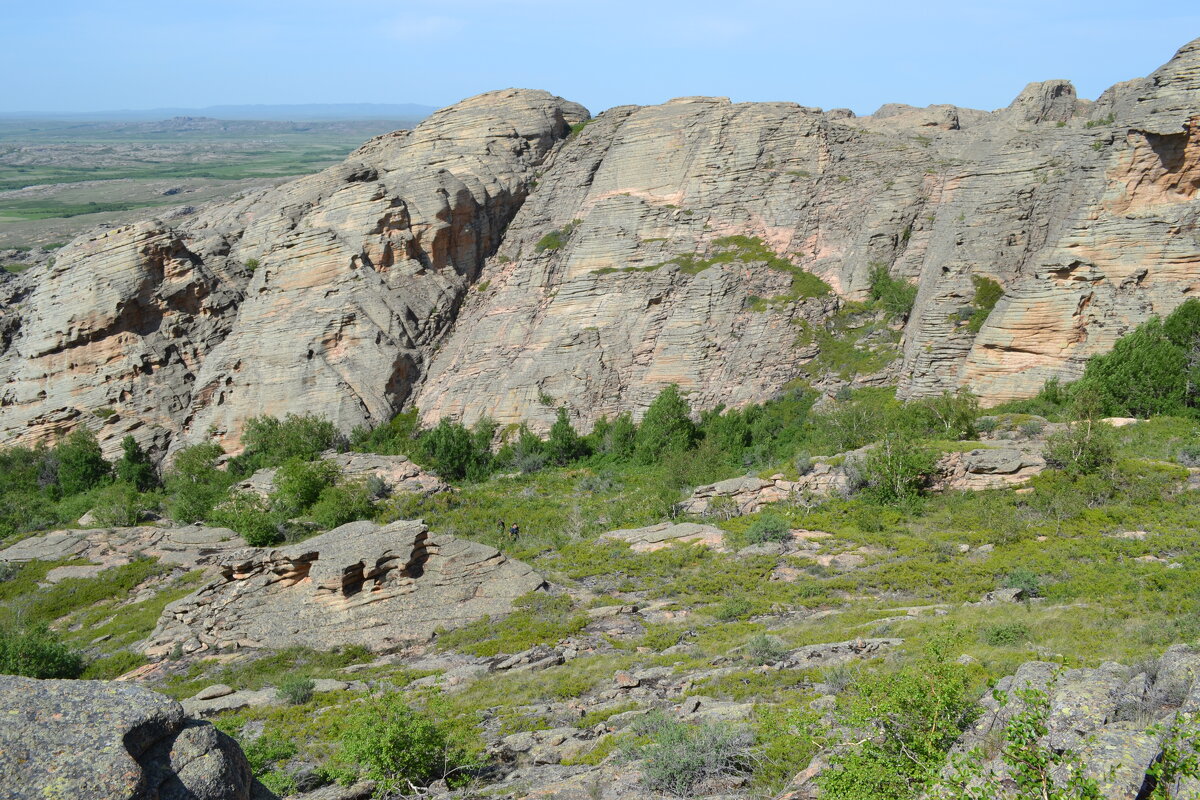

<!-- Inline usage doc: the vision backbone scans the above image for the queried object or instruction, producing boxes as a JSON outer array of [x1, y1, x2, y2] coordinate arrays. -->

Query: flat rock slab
[[44, 564, 107, 583], [0, 525, 244, 571], [600, 522, 726, 552]]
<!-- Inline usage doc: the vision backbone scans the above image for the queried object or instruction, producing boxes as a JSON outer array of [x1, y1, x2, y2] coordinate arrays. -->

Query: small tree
[[603, 412, 638, 461], [272, 458, 340, 515], [859, 434, 937, 506], [635, 385, 698, 464], [165, 442, 231, 522], [55, 428, 110, 497], [115, 435, 157, 491], [546, 408, 585, 465]]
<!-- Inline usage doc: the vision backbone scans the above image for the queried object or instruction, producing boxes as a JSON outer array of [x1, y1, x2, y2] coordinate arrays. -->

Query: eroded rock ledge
[[142, 520, 545, 658]]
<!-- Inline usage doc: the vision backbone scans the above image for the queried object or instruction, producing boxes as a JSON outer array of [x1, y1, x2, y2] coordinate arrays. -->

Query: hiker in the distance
[[509, 522, 520, 540], [498, 518, 506, 537]]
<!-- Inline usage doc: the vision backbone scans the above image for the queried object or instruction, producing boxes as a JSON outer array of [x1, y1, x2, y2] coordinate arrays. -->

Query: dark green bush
[[310, 483, 375, 529], [209, 492, 282, 546], [0, 624, 85, 679], [966, 275, 1004, 333], [980, 622, 1031, 646], [273, 458, 340, 515], [746, 513, 791, 544], [546, 407, 587, 465], [634, 385, 698, 464], [115, 435, 158, 491], [55, 428, 110, 497]]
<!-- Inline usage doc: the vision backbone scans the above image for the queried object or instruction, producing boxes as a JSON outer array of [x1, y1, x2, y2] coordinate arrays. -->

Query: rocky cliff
[[1, 41, 1198, 456]]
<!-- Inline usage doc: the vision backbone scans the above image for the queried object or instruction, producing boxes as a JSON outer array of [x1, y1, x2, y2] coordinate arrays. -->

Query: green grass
[[159, 644, 379, 699]]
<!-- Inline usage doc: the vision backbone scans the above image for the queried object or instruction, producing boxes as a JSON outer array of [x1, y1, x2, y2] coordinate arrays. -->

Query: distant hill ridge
[[0, 102, 439, 122]]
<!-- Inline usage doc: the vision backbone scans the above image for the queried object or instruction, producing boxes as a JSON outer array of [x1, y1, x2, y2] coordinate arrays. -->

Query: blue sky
[[3, 1, 1199, 116]]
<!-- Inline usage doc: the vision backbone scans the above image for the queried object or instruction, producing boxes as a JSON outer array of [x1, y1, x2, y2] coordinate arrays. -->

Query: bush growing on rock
[[818, 637, 976, 800], [209, 491, 282, 546], [272, 458, 340, 515]]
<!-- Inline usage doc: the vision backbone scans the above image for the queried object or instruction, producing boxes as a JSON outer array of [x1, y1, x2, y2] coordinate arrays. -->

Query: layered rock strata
[[1, 41, 1198, 454], [142, 520, 545, 657]]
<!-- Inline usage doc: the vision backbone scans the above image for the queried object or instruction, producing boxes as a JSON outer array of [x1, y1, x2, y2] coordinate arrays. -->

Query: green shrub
[[0, 624, 85, 678], [921, 389, 979, 439], [754, 700, 821, 792], [272, 458, 340, 515], [1043, 419, 1116, 475], [744, 633, 789, 664], [546, 407, 587, 465], [966, 275, 1004, 333], [818, 637, 977, 800], [634, 385, 698, 464], [165, 442, 232, 522], [628, 713, 754, 796], [276, 676, 315, 705], [209, 492, 282, 546], [1077, 299, 1200, 417], [231, 413, 341, 475], [417, 418, 492, 481], [339, 693, 467, 793], [436, 592, 586, 657], [310, 483, 375, 529], [89, 481, 151, 527], [114, 436, 158, 491], [55, 428, 110, 497], [868, 264, 918, 318], [534, 220, 580, 252], [858, 434, 937, 506], [746, 513, 792, 544], [980, 622, 1030, 646], [1004, 568, 1042, 598]]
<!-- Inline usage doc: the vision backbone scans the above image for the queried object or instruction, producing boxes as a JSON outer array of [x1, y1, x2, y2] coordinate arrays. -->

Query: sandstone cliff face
[[0, 90, 586, 457], [1, 42, 1198, 455]]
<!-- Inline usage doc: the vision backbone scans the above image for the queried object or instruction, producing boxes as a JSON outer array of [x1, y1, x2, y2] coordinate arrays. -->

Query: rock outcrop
[[0, 523, 244, 570], [938, 645, 1200, 799], [142, 520, 545, 657], [0, 675, 262, 800], [2, 41, 1199, 454]]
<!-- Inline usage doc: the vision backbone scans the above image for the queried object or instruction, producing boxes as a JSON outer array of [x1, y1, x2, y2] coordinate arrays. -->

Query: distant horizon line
[[0, 101, 441, 121]]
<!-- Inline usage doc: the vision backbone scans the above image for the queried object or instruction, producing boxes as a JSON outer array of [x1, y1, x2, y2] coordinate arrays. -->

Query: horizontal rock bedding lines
[[0, 41, 1198, 458]]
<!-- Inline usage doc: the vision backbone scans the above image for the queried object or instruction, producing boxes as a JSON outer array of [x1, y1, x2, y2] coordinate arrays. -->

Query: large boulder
[[0, 675, 263, 800], [142, 520, 545, 658], [0, 524, 244, 571]]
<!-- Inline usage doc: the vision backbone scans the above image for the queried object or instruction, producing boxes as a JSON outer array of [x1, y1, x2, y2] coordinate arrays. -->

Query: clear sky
[[3, 0, 1199, 116]]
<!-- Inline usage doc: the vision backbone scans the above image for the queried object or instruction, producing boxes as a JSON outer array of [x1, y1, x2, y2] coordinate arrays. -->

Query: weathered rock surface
[[0, 523, 243, 569], [0, 89, 585, 459], [599, 521, 727, 552], [936, 645, 1200, 800], [0, 674, 263, 800], [3, 42, 1200, 454], [142, 520, 545, 657]]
